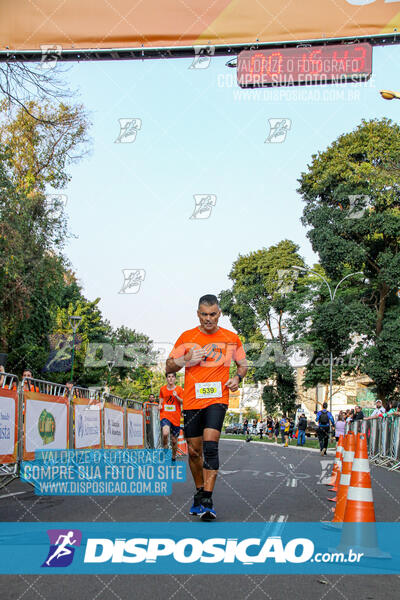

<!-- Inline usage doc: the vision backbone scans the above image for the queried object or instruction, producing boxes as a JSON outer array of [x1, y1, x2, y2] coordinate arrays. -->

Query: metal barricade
[[21, 377, 69, 463], [368, 418, 381, 462], [126, 399, 145, 449], [373, 418, 390, 467], [363, 414, 400, 471], [102, 393, 125, 449], [388, 416, 400, 471], [70, 387, 103, 450], [0, 372, 19, 490], [143, 402, 161, 449]]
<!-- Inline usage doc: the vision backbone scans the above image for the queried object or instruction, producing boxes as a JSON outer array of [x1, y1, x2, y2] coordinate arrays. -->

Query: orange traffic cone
[[327, 436, 344, 501], [332, 431, 356, 521], [176, 429, 188, 456], [342, 433, 375, 522], [326, 435, 344, 488], [323, 431, 356, 530], [335, 433, 390, 558]]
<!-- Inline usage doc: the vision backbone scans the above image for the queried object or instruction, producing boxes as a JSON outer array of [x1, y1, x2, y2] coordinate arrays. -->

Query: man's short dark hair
[[322, 402, 328, 409], [198, 294, 219, 308], [166, 372, 176, 378]]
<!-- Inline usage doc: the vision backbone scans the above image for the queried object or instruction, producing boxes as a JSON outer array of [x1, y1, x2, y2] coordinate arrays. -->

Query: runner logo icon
[[202, 343, 223, 363], [42, 529, 82, 567]]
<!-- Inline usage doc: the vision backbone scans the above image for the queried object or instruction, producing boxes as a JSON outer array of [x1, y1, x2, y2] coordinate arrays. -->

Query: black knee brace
[[203, 440, 219, 470]]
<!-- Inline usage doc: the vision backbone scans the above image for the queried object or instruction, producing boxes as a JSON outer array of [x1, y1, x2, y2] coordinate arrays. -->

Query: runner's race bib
[[164, 405, 176, 412], [195, 382, 222, 399]]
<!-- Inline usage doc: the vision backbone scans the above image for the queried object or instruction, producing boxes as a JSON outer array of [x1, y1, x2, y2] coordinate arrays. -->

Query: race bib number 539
[[195, 382, 222, 399]]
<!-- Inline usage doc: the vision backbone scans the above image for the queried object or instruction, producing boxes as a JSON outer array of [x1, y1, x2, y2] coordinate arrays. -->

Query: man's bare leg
[[171, 434, 178, 460], [187, 436, 203, 488], [161, 425, 170, 449]]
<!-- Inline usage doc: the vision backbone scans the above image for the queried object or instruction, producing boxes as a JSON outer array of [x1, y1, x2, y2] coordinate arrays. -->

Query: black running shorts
[[183, 403, 227, 439]]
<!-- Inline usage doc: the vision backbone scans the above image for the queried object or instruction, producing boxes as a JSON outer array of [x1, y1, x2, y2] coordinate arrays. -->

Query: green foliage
[[0, 99, 156, 398], [0, 100, 90, 194], [220, 240, 303, 413], [262, 367, 297, 416], [243, 407, 259, 421], [298, 118, 400, 400]]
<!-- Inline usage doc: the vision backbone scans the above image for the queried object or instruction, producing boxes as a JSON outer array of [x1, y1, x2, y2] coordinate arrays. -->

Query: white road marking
[[0, 491, 30, 499], [286, 478, 297, 487], [267, 514, 289, 538]]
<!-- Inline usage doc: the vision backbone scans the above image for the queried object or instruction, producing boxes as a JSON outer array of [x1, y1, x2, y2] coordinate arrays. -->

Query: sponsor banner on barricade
[[23, 391, 69, 461], [127, 409, 145, 449], [103, 403, 124, 449], [0, 522, 398, 575], [0, 388, 18, 464], [73, 398, 102, 450]]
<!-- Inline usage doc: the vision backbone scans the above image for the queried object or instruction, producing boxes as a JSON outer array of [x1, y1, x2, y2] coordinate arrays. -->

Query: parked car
[[224, 422, 241, 434]]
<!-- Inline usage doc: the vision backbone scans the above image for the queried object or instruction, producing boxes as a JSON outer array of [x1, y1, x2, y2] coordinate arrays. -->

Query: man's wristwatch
[[236, 373, 243, 383]]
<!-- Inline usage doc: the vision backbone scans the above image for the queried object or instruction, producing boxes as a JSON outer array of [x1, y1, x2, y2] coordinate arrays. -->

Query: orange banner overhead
[[0, 0, 399, 51]]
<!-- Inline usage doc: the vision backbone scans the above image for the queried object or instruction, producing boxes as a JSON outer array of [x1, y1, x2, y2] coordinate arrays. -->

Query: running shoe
[[189, 490, 204, 515], [200, 498, 216, 521]]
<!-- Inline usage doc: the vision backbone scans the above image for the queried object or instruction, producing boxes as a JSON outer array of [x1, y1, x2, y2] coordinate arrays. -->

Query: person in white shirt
[[366, 399, 386, 419]]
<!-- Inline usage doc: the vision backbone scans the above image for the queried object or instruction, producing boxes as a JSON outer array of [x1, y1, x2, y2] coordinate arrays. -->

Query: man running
[[166, 294, 247, 521], [159, 373, 184, 462]]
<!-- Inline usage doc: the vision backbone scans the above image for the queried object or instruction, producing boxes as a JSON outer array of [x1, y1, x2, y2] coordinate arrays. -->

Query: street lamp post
[[292, 266, 363, 415], [106, 359, 115, 393], [68, 315, 82, 382]]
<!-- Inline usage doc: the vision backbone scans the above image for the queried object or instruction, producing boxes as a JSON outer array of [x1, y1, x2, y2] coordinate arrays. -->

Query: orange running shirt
[[169, 327, 246, 410], [159, 385, 183, 426]]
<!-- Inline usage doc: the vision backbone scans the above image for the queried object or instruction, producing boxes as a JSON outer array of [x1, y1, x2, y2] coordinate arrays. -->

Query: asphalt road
[[0, 439, 399, 599]]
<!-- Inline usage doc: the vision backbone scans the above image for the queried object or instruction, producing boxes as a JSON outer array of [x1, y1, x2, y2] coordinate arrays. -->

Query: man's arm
[[365, 409, 377, 421], [172, 389, 183, 405], [166, 346, 205, 374], [225, 358, 248, 392]]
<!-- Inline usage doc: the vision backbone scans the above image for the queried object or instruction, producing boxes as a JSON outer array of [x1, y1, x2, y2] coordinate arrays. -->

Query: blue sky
[[60, 44, 400, 344]]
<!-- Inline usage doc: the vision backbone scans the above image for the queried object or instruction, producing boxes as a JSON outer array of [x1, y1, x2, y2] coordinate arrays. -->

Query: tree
[[0, 100, 90, 195], [0, 99, 90, 375], [0, 59, 74, 124], [220, 240, 305, 414], [262, 368, 297, 416], [45, 297, 112, 386], [297, 118, 400, 401]]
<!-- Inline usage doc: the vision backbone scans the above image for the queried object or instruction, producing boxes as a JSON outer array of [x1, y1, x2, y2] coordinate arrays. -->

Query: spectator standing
[[266, 416, 274, 439], [297, 413, 307, 447], [353, 405, 364, 421], [334, 412, 346, 442], [383, 402, 400, 417], [366, 399, 386, 420], [279, 416, 287, 444], [274, 419, 280, 443], [243, 418, 249, 435]]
